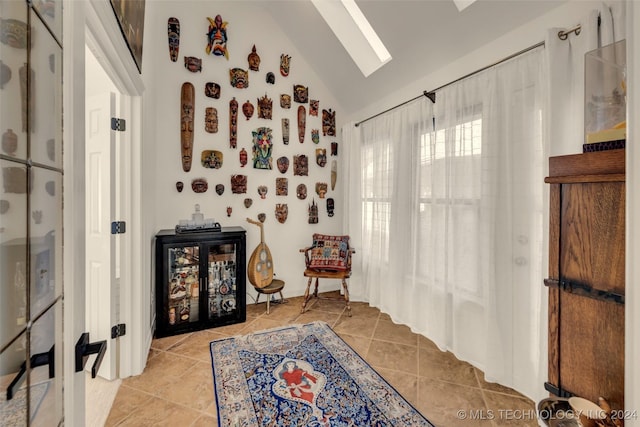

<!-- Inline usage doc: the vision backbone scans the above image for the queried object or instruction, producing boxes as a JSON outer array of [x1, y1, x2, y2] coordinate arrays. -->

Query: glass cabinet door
[[166, 245, 200, 327], [207, 243, 238, 320]]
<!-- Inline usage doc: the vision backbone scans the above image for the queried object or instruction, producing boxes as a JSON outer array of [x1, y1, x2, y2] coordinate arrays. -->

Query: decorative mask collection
[[171, 16, 341, 221]]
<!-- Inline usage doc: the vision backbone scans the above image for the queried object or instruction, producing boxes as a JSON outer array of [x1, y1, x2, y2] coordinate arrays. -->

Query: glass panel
[[167, 245, 200, 326], [30, 301, 63, 427], [30, 167, 61, 317], [32, 0, 62, 43], [0, 160, 28, 348], [1, 1, 29, 161], [29, 8, 62, 169], [208, 243, 238, 320], [0, 330, 28, 426]]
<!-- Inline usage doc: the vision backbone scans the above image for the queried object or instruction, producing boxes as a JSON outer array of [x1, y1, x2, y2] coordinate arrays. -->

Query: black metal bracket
[[6, 345, 55, 401], [544, 278, 625, 305], [544, 382, 574, 398], [111, 323, 126, 339], [111, 117, 126, 131], [111, 221, 126, 234], [75, 333, 107, 378]]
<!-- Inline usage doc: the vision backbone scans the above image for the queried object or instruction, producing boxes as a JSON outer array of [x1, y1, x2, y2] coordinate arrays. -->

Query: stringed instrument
[[246, 217, 274, 289]]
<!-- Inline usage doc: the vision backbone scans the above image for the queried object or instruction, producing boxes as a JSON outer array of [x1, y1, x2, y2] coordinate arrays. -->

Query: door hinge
[[111, 323, 126, 339], [111, 221, 126, 234], [111, 117, 126, 131]]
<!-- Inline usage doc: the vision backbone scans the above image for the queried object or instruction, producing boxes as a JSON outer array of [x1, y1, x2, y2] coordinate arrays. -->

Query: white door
[[85, 92, 119, 380]]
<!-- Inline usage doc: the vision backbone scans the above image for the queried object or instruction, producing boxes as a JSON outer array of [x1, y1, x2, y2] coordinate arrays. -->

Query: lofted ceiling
[[262, 0, 568, 117]]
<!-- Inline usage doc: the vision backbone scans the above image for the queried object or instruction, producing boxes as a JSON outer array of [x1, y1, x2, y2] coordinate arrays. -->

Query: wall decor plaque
[[309, 99, 319, 116], [242, 100, 254, 120], [280, 54, 291, 77], [191, 178, 208, 193], [276, 156, 289, 174], [231, 174, 247, 193], [239, 147, 248, 167], [205, 82, 221, 98], [167, 17, 180, 62], [205, 15, 229, 59], [247, 44, 260, 71], [266, 72, 275, 84], [180, 82, 195, 171], [184, 56, 202, 72], [316, 148, 327, 167], [252, 127, 273, 170], [331, 160, 337, 190], [315, 182, 328, 199], [280, 94, 291, 109], [293, 84, 308, 103], [230, 68, 248, 88], [229, 97, 238, 148], [201, 150, 223, 169], [296, 183, 307, 200], [293, 154, 308, 176], [205, 107, 218, 133], [322, 108, 336, 136], [282, 118, 290, 145], [297, 106, 306, 143], [276, 177, 288, 196], [257, 94, 272, 119], [275, 204, 288, 224], [308, 199, 318, 224]]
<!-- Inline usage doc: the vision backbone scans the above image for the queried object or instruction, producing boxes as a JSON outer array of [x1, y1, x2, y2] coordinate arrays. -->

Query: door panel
[[85, 93, 117, 380]]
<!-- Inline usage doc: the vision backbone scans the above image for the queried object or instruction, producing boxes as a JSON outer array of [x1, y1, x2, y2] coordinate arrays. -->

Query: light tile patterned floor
[[104, 293, 537, 427]]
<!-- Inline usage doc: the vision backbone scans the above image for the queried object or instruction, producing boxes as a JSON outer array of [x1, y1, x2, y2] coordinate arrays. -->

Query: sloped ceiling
[[263, 0, 568, 117]]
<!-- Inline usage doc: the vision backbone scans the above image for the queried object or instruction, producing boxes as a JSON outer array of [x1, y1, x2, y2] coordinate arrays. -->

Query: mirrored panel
[[32, 0, 62, 44], [30, 8, 62, 169], [0, 159, 28, 349], [29, 301, 63, 427], [0, 330, 28, 425], [30, 167, 61, 316], [1, 2, 29, 161]]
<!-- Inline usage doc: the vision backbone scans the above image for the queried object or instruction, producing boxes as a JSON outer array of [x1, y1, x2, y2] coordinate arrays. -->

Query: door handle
[[74, 332, 107, 378], [6, 345, 55, 400]]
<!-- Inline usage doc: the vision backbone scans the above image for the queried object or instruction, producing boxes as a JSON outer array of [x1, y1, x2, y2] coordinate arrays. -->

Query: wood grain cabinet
[[544, 149, 625, 412]]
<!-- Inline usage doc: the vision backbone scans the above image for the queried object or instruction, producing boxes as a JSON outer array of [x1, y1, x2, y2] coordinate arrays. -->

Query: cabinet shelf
[[155, 227, 246, 337]]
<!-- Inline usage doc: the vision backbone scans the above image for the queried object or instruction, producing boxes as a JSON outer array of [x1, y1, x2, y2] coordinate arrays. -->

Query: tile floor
[[104, 293, 538, 427]]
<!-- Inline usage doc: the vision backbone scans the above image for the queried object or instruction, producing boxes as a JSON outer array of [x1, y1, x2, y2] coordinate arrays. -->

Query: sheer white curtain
[[343, 47, 548, 401]]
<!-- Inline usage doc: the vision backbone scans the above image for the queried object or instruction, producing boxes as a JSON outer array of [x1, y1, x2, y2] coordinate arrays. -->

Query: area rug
[[210, 321, 434, 426], [0, 380, 49, 424]]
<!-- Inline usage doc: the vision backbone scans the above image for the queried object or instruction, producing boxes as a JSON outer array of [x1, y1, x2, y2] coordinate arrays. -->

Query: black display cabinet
[[155, 227, 246, 337]]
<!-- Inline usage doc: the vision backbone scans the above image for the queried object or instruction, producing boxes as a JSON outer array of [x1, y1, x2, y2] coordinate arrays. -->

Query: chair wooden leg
[[255, 292, 261, 305], [266, 296, 271, 315], [313, 278, 320, 297], [301, 277, 313, 313], [341, 278, 351, 316]]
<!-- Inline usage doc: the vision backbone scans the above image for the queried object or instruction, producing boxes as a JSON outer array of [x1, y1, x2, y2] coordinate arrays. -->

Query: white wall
[[142, 1, 345, 303]]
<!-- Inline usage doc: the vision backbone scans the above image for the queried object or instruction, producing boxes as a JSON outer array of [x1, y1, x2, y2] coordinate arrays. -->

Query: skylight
[[311, 0, 392, 77]]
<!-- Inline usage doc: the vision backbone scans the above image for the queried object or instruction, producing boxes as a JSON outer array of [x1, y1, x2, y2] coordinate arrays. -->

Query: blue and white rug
[[210, 321, 434, 427]]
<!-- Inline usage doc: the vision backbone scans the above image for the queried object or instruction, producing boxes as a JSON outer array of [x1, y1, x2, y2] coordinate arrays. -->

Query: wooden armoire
[[544, 148, 625, 412]]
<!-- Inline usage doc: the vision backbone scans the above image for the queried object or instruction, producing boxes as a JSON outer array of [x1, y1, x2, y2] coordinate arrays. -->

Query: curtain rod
[[354, 40, 545, 127]]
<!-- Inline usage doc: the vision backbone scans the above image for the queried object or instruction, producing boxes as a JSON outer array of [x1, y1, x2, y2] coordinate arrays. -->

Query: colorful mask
[[191, 178, 208, 193], [242, 100, 254, 120], [294, 154, 308, 176], [294, 84, 308, 103], [252, 127, 273, 169], [231, 174, 247, 193], [205, 15, 229, 59], [309, 99, 319, 116], [280, 94, 291, 109], [316, 148, 327, 167], [230, 68, 248, 88], [277, 156, 289, 174], [205, 82, 221, 98], [322, 108, 336, 136], [276, 178, 288, 196], [280, 54, 291, 77], [247, 44, 260, 71], [297, 184, 307, 200], [205, 107, 218, 133]]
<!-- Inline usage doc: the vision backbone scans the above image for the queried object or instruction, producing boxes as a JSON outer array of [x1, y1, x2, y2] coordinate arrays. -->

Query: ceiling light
[[452, 0, 478, 12], [311, 0, 392, 77]]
